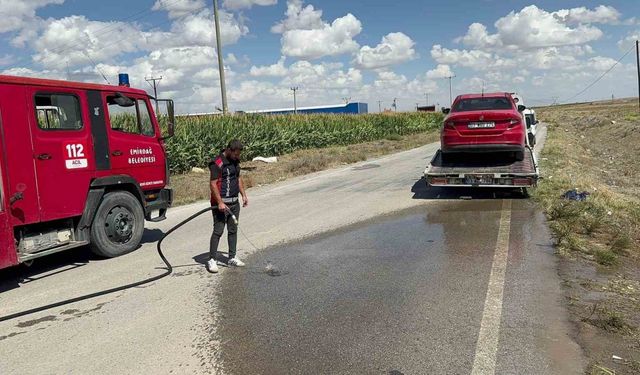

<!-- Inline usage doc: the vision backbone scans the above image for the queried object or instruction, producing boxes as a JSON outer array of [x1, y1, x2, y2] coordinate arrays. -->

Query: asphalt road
[[0, 124, 584, 374]]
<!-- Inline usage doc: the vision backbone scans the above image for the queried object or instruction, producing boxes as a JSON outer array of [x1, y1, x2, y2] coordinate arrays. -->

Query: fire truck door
[[0, 103, 18, 268], [28, 89, 95, 222]]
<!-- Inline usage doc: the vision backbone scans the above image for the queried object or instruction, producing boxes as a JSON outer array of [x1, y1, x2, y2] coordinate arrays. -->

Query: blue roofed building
[[246, 102, 368, 115]]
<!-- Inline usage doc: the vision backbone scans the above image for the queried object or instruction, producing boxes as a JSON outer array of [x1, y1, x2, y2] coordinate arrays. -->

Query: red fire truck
[[0, 74, 174, 270]]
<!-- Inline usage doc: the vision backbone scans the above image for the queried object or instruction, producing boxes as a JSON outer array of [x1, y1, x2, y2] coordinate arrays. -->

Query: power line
[[562, 43, 635, 104], [82, 51, 110, 85]]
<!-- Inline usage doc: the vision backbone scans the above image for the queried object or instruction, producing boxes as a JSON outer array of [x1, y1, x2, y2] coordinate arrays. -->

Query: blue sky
[[1, 0, 639, 113]]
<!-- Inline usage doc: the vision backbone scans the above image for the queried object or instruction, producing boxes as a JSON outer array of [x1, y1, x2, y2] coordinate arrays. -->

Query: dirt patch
[[535, 99, 640, 374], [171, 130, 439, 206]]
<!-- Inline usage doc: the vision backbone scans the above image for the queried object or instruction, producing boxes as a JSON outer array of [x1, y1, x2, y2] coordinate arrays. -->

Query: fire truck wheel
[[90, 191, 145, 258]]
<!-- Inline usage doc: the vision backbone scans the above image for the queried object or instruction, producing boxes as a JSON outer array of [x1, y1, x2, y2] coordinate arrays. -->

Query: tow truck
[[424, 93, 539, 195], [424, 144, 539, 194]]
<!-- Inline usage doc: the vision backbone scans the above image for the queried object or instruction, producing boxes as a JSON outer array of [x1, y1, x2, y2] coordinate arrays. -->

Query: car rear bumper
[[441, 144, 525, 153]]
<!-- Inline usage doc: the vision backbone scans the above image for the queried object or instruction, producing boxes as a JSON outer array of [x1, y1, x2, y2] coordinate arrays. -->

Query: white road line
[[471, 199, 512, 375]]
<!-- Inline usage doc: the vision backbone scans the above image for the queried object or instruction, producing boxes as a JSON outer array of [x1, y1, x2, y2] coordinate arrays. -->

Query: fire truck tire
[[90, 191, 145, 258]]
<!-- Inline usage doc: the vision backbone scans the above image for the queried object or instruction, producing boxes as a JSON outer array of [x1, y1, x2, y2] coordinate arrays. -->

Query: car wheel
[[90, 191, 145, 258]]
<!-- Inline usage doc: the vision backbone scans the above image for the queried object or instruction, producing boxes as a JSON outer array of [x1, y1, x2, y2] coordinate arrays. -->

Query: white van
[[523, 108, 538, 146]]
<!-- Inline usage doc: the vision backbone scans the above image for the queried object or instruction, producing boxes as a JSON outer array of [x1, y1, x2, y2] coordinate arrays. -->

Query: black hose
[[0, 207, 214, 323]]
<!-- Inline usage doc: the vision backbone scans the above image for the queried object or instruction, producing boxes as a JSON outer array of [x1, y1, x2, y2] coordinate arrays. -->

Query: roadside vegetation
[[164, 112, 441, 174], [535, 99, 640, 374], [167, 112, 441, 205], [171, 130, 439, 205]]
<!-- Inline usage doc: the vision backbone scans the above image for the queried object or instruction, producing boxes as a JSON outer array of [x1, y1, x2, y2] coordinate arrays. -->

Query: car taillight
[[508, 119, 521, 128], [513, 178, 531, 186], [444, 121, 455, 129], [429, 177, 447, 185]]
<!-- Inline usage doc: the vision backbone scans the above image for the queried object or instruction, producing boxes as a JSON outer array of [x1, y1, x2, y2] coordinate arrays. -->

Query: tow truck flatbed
[[424, 147, 539, 188]]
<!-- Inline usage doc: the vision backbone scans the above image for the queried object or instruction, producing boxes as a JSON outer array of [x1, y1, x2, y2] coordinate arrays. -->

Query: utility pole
[[291, 87, 299, 114], [444, 75, 456, 105], [145, 76, 163, 114], [378, 100, 382, 113], [392, 98, 398, 112], [636, 40, 639, 111], [416, 103, 420, 111], [213, 0, 228, 114]]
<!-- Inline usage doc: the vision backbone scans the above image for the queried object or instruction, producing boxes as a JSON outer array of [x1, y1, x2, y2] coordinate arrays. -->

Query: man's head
[[225, 139, 244, 161]]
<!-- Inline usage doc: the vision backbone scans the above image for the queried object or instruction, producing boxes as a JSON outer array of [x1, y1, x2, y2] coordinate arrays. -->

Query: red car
[[441, 92, 526, 161]]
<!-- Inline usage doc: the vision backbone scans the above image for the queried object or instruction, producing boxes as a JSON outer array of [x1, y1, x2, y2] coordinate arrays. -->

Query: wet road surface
[[217, 199, 583, 374]]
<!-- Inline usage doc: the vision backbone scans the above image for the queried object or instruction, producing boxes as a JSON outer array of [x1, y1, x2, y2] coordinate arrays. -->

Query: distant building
[[417, 105, 436, 112], [247, 102, 368, 115]]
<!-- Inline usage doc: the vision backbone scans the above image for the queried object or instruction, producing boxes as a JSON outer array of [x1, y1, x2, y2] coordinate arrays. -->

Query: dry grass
[[535, 99, 640, 374], [535, 99, 640, 262], [171, 130, 439, 206]]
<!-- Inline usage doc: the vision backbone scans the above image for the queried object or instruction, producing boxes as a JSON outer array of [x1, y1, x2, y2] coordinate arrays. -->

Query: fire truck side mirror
[[157, 99, 175, 140]]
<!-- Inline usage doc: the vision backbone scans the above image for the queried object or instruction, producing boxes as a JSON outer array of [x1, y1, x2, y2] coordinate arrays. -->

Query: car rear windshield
[[452, 97, 513, 112]]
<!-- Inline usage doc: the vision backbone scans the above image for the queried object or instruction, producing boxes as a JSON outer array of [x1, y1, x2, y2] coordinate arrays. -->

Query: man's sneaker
[[228, 258, 245, 267], [206, 258, 219, 273]]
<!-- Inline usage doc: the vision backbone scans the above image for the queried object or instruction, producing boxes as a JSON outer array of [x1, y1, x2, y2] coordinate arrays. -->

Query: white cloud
[[431, 45, 515, 71], [168, 9, 248, 47], [223, 0, 277, 10], [152, 0, 205, 19], [228, 80, 290, 105], [555, 5, 621, 25], [617, 30, 640, 50], [31, 15, 146, 69], [586, 56, 618, 71], [271, 0, 323, 33], [283, 61, 362, 89], [0, 0, 64, 33], [250, 56, 288, 77], [0, 54, 15, 66], [373, 70, 407, 88], [458, 5, 606, 50], [426, 64, 453, 79], [280, 13, 361, 59], [355, 32, 416, 70]]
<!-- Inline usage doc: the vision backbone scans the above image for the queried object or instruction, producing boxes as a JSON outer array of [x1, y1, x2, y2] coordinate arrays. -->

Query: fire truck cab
[[0, 74, 174, 269]]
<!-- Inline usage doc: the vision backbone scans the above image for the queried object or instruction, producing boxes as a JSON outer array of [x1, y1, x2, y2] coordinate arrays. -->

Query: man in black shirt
[[207, 140, 249, 273]]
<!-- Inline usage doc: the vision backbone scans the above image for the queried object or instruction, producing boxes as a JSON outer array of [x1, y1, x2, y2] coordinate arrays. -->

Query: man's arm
[[209, 160, 227, 212], [210, 181, 226, 212], [239, 176, 248, 207]]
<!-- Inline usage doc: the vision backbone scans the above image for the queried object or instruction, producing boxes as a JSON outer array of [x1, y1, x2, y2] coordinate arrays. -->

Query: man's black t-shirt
[[209, 152, 241, 203]]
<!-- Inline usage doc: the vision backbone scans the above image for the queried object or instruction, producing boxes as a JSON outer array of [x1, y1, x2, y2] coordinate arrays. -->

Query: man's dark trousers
[[210, 201, 240, 261]]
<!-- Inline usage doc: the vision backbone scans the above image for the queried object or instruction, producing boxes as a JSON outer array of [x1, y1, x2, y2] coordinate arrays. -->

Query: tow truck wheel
[[90, 191, 144, 258]]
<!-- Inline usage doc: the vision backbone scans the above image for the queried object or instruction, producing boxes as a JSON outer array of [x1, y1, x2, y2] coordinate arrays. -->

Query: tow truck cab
[[0, 74, 175, 269]]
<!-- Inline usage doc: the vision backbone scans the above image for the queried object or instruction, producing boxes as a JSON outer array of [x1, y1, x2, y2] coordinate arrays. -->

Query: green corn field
[[159, 112, 442, 174]]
